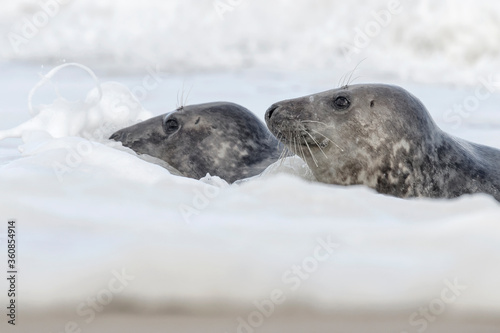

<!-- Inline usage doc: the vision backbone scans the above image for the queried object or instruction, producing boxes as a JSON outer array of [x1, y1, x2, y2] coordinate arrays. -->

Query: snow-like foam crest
[[0, 63, 152, 142]]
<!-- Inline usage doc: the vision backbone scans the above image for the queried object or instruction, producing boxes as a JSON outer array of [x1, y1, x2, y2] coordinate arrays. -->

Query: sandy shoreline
[[6, 310, 500, 333]]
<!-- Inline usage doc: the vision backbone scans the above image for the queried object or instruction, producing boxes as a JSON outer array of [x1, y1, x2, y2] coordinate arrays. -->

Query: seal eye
[[164, 119, 180, 134], [333, 96, 350, 110]]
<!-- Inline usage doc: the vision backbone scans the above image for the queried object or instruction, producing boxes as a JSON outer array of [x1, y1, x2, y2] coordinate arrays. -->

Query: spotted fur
[[110, 102, 286, 183], [265, 84, 500, 201]]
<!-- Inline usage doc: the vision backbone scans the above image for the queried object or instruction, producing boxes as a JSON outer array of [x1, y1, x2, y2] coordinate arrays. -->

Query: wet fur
[[265, 84, 500, 201], [110, 102, 286, 183]]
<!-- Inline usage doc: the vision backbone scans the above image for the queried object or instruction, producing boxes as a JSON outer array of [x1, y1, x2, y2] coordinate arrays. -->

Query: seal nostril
[[267, 105, 279, 119], [109, 131, 122, 141]]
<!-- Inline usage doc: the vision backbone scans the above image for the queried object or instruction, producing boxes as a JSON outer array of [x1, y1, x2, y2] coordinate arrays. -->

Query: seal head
[[110, 102, 284, 183], [266, 84, 500, 201]]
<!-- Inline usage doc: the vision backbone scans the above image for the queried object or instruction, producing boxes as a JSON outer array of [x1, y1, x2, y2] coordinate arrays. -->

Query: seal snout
[[109, 130, 124, 142], [109, 129, 132, 145], [265, 104, 280, 121]]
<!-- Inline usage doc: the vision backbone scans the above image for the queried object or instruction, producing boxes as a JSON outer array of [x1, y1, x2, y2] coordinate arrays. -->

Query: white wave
[[1, 0, 500, 84], [1, 65, 500, 316]]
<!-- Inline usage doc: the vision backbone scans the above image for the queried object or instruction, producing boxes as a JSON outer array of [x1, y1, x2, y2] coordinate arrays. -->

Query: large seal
[[110, 102, 285, 183], [265, 84, 500, 201]]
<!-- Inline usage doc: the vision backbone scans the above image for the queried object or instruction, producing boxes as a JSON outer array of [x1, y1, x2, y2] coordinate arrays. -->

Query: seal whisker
[[265, 82, 500, 202], [183, 84, 193, 107], [309, 129, 345, 152], [111, 102, 286, 183], [275, 133, 283, 152], [303, 131, 329, 159], [293, 132, 304, 161], [339, 58, 366, 88], [338, 68, 353, 88], [300, 120, 333, 128], [279, 147, 289, 167], [281, 129, 296, 166], [275, 132, 287, 167], [302, 137, 319, 168], [180, 83, 185, 108], [293, 136, 298, 158], [347, 58, 366, 85], [277, 142, 285, 155], [338, 72, 346, 89], [345, 69, 355, 88], [278, 144, 288, 166], [297, 136, 306, 163], [348, 75, 363, 86], [293, 137, 298, 155]]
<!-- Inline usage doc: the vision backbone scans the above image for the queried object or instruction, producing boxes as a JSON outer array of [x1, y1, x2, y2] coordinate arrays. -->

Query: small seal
[[265, 84, 500, 201], [110, 102, 285, 183]]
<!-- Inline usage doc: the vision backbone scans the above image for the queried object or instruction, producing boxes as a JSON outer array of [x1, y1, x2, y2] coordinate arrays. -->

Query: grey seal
[[265, 84, 500, 201], [110, 102, 286, 183]]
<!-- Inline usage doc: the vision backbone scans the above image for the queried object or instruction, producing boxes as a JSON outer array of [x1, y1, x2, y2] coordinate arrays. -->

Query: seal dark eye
[[333, 96, 350, 110], [164, 119, 179, 134]]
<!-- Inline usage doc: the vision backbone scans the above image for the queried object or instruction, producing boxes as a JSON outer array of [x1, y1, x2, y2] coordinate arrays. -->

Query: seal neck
[[410, 133, 500, 200]]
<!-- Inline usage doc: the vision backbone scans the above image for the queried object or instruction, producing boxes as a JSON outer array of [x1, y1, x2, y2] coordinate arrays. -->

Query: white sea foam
[[0, 64, 499, 315], [1, 0, 500, 84], [1, 1, 500, 321]]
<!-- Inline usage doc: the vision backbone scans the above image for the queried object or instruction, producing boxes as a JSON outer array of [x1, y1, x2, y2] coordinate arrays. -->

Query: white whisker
[[183, 84, 193, 106], [298, 136, 306, 162], [293, 136, 298, 157], [310, 129, 345, 152], [303, 137, 319, 168], [300, 120, 332, 128], [304, 131, 328, 159], [338, 58, 366, 89]]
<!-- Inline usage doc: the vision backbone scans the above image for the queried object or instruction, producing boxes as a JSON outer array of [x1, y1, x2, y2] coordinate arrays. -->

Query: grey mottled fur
[[265, 84, 500, 201], [110, 102, 285, 183]]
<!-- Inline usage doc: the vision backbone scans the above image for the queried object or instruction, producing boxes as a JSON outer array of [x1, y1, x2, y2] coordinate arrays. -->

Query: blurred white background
[[1, 1, 500, 332], [1, 0, 500, 84]]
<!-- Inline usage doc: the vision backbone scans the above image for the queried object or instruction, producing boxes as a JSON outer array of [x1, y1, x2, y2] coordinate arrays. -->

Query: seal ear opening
[[370, 101, 375, 108]]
